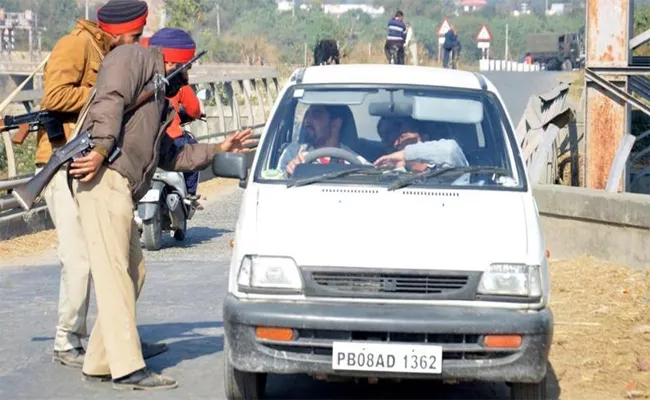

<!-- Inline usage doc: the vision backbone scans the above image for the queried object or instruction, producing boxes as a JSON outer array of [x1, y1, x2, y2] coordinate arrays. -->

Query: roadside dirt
[[549, 256, 650, 400], [0, 177, 239, 263]]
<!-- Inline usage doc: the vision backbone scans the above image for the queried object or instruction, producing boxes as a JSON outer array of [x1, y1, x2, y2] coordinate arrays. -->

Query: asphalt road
[[0, 71, 565, 399], [481, 71, 566, 127]]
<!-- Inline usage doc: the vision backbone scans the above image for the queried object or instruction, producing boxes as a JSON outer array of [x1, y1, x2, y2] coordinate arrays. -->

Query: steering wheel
[[301, 147, 371, 166]]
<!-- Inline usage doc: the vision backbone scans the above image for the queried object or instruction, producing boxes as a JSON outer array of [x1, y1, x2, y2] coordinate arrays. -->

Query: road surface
[[482, 71, 566, 126]]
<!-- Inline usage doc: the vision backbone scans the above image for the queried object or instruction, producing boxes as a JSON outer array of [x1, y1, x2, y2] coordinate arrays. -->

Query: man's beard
[[110, 36, 126, 49]]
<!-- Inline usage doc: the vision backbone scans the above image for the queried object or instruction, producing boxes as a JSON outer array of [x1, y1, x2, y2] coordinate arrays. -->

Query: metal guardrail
[[0, 67, 282, 239], [516, 83, 576, 184]]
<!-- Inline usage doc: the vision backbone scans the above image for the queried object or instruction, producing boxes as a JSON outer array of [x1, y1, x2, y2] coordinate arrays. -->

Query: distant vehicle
[[526, 26, 585, 71]]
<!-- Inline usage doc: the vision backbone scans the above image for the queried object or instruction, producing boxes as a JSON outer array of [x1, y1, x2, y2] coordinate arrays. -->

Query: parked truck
[[525, 26, 585, 71]]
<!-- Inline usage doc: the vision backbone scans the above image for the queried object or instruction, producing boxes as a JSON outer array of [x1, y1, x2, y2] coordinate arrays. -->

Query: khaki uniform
[[35, 19, 112, 352], [72, 45, 222, 378]]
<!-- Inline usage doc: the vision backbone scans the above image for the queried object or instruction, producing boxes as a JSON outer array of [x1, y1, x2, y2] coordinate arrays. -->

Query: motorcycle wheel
[[143, 202, 163, 251], [173, 229, 185, 241]]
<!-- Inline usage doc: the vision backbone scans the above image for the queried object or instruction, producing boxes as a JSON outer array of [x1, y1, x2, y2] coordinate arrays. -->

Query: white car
[[212, 64, 553, 400]]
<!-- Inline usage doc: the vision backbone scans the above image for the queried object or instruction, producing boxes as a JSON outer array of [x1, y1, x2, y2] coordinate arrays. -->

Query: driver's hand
[[286, 153, 305, 176]]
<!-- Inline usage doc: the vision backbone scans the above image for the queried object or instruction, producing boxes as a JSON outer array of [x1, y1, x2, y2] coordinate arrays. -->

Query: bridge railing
[[0, 68, 282, 240], [516, 82, 575, 184], [515, 79, 650, 269]]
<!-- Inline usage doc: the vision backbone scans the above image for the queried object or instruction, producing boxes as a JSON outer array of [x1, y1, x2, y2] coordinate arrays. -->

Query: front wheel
[[510, 376, 547, 400], [223, 339, 267, 400], [142, 202, 163, 251]]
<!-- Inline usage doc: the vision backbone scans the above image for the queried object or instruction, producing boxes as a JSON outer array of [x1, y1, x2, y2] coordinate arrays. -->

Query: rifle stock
[[12, 124, 31, 145], [12, 131, 94, 211]]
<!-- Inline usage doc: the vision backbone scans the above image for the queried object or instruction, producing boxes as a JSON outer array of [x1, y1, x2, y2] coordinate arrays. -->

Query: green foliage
[[0, 135, 37, 179], [163, 0, 211, 31]]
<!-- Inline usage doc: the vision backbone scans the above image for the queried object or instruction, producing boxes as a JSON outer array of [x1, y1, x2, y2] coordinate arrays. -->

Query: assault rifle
[[2, 110, 67, 145], [11, 50, 207, 211]]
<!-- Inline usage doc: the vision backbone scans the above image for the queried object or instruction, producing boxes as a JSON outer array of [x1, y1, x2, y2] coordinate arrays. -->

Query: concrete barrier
[[533, 184, 650, 269]]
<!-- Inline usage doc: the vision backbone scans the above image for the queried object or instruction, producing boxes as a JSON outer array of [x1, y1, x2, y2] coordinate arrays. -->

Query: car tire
[[223, 339, 267, 400], [510, 376, 547, 400]]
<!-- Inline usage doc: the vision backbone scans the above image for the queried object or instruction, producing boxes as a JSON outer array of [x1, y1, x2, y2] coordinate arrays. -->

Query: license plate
[[140, 189, 160, 202], [332, 342, 442, 374]]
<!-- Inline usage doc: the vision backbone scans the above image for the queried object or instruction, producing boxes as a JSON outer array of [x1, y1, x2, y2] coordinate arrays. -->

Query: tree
[[164, 0, 210, 30]]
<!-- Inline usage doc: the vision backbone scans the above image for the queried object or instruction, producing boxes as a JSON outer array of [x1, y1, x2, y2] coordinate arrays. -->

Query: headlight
[[477, 264, 542, 298], [237, 256, 303, 292]]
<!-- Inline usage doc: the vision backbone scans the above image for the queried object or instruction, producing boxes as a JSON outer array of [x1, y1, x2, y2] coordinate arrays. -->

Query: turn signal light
[[483, 335, 522, 348], [255, 327, 295, 341], [229, 240, 235, 248]]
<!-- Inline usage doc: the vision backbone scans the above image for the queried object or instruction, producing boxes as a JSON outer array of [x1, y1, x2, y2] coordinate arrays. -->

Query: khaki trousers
[[72, 167, 146, 379], [37, 167, 92, 352]]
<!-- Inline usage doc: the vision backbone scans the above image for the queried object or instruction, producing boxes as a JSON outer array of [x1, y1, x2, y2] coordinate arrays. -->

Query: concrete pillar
[[584, 0, 633, 189]]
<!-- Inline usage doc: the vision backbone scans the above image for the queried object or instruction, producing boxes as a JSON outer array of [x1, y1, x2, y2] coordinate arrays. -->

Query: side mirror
[[212, 152, 249, 184]]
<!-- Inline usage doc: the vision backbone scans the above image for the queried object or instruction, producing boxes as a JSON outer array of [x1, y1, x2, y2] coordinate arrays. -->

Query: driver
[[280, 104, 361, 175]]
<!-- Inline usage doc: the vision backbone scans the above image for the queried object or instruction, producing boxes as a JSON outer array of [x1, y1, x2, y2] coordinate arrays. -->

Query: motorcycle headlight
[[237, 256, 303, 293], [477, 264, 542, 298]]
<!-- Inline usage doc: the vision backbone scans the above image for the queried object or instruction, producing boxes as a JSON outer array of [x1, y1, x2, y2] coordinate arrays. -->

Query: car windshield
[[254, 84, 525, 190]]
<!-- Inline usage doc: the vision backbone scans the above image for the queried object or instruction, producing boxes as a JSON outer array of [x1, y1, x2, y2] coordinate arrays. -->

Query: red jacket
[[167, 85, 202, 139]]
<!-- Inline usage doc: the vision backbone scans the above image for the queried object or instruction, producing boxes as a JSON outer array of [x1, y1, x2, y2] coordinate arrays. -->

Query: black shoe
[[141, 341, 169, 360], [53, 347, 85, 368], [82, 372, 112, 382], [112, 367, 178, 391]]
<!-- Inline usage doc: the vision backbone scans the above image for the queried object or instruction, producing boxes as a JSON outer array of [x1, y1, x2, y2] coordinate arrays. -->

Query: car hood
[[253, 185, 530, 271]]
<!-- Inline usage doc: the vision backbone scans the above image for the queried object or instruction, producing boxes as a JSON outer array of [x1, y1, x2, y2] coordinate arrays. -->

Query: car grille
[[302, 268, 480, 300], [259, 329, 517, 361]]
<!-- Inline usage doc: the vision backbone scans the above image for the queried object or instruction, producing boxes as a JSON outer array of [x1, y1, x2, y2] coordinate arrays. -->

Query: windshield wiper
[[387, 166, 511, 191], [287, 167, 385, 188]]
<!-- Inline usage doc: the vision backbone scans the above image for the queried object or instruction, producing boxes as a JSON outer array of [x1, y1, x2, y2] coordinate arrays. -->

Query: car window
[[255, 84, 524, 190]]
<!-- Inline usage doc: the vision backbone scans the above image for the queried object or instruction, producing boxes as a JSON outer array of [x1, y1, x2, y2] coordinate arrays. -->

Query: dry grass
[[197, 177, 239, 201], [0, 229, 57, 262], [549, 256, 650, 399]]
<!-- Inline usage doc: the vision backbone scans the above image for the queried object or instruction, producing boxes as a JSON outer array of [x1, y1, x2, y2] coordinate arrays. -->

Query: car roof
[[291, 64, 498, 93]]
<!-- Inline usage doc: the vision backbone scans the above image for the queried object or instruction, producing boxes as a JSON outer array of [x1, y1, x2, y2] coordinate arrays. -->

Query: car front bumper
[[223, 295, 553, 383]]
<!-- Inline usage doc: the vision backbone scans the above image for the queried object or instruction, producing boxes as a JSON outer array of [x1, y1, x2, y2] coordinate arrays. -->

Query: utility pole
[[505, 23, 509, 61], [85, 0, 89, 19], [216, 4, 221, 36]]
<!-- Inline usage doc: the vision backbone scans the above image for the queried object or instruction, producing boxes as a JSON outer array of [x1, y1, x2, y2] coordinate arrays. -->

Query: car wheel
[[510, 376, 547, 400], [223, 339, 267, 400]]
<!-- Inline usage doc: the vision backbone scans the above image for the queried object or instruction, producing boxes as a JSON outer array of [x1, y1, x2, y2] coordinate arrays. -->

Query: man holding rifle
[[67, 28, 253, 390], [30, 0, 168, 370]]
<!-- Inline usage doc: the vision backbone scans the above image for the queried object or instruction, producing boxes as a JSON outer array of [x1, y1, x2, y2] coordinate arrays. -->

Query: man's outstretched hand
[[218, 128, 257, 153]]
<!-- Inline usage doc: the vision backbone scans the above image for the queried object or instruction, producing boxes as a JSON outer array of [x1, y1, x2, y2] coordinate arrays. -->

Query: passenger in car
[[373, 137, 469, 172], [377, 116, 438, 172], [377, 116, 430, 153], [280, 104, 360, 175]]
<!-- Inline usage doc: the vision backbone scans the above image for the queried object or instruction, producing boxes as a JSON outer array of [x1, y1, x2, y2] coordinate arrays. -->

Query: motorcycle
[[134, 101, 207, 251]]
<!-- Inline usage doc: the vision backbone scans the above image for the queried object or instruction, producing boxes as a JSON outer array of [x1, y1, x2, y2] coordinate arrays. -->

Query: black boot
[[112, 367, 178, 391]]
